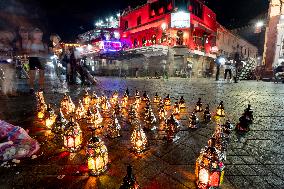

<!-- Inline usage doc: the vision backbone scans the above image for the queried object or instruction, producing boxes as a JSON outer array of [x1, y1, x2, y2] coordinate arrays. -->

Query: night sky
[[0, 0, 269, 41]]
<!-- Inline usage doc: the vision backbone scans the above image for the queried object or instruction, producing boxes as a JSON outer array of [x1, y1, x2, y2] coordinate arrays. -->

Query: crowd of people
[[0, 26, 93, 96]]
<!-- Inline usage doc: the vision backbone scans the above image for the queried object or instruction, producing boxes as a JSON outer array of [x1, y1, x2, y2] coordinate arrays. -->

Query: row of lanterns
[[35, 89, 231, 188]]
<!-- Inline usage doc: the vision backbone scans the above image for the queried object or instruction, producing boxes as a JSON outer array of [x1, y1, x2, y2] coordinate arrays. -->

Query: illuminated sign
[[171, 12, 190, 28]]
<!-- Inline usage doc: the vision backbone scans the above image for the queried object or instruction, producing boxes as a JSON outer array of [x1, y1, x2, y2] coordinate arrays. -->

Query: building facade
[[217, 24, 258, 60]]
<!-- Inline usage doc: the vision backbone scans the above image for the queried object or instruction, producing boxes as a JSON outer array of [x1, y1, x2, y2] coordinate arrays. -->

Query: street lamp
[[255, 21, 264, 28]]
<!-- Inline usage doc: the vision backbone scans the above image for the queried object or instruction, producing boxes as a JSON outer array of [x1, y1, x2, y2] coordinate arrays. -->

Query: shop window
[[137, 16, 141, 26], [125, 21, 129, 30]]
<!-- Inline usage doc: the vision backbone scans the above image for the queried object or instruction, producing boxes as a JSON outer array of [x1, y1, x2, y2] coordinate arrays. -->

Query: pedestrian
[[61, 48, 71, 83], [224, 60, 232, 81], [48, 34, 63, 81], [215, 56, 222, 81], [27, 28, 48, 94], [233, 52, 241, 83]]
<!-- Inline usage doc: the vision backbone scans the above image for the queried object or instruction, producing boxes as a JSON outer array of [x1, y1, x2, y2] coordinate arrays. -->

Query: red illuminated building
[[120, 0, 217, 54]]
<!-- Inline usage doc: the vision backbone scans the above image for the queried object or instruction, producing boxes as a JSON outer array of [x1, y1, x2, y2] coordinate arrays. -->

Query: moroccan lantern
[[114, 102, 121, 115], [195, 98, 203, 112], [159, 99, 164, 110], [107, 115, 121, 138], [212, 127, 228, 160], [45, 104, 57, 129], [87, 136, 108, 176], [142, 91, 149, 101], [144, 107, 157, 130], [67, 96, 76, 114], [135, 90, 141, 104], [75, 100, 86, 120], [52, 109, 67, 134], [164, 94, 171, 106], [222, 120, 233, 135], [82, 90, 91, 109], [189, 112, 199, 129], [63, 116, 82, 152], [195, 138, 225, 189], [131, 121, 147, 154], [90, 92, 99, 106], [173, 101, 180, 115], [125, 88, 130, 97], [128, 104, 138, 123], [235, 114, 250, 132], [60, 94, 69, 115], [159, 107, 167, 121], [86, 107, 96, 124], [37, 102, 47, 119], [119, 165, 140, 189], [121, 91, 129, 108], [165, 114, 180, 141], [101, 100, 111, 118], [153, 92, 160, 103], [244, 104, 253, 124], [179, 96, 186, 109], [216, 101, 225, 117], [203, 104, 211, 123], [110, 90, 119, 105]]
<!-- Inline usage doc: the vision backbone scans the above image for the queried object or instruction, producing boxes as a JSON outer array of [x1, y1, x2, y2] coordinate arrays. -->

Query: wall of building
[[217, 24, 258, 59]]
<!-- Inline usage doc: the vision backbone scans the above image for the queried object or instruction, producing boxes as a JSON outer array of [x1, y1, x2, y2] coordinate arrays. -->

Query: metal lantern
[[159, 107, 167, 121], [52, 109, 67, 134], [110, 90, 119, 105], [128, 104, 138, 124], [153, 92, 160, 103], [82, 90, 91, 109], [119, 165, 140, 189], [144, 107, 157, 130], [189, 112, 199, 129], [195, 98, 203, 112], [179, 96, 186, 109], [45, 104, 57, 129], [164, 94, 171, 106], [173, 101, 180, 115], [142, 91, 149, 101], [86, 107, 96, 124], [114, 102, 121, 115], [131, 120, 147, 154], [159, 99, 164, 110], [195, 138, 225, 189], [125, 88, 130, 97], [203, 104, 211, 123], [221, 120, 233, 136], [87, 136, 108, 176], [60, 94, 69, 115], [216, 101, 225, 117], [212, 127, 228, 160], [165, 114, 180, 141], [135, 90, 141, 104], [37, 102, 47, 119], [107, 115, 121, 138], [236, 114, 250, 132], [63, 117, 82, 152], [121, 92, 129, 108], [75, 100, 86, 120], [90, 92, 99, 106], [67, 96, 76, 114], [244, 104, 253, 124], [101, 100, 111, 118]]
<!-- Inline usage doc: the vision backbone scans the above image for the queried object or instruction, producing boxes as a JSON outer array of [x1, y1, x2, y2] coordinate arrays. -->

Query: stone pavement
[[0, 77, 284, 189]]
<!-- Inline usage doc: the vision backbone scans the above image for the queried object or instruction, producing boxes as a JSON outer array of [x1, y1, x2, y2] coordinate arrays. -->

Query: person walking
[[224, 60, 232, 81], [27, 28, 47, 94]]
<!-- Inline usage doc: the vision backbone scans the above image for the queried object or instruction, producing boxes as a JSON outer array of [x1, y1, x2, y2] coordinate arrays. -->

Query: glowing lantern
[[101, 100, 111, 118], [142, 91, 149, 101], [107, 115, 121, 138], [222, 120, 233, 136], [195, 98, 203, 112], [119, 165, 140, 189], [195, 138, 225, 189], [86, 107, 96, 124], [82, 90, 91, 109], [129, 104, 138, 123], [87, 136, 108, 176], [90, 92, 99, 106], [189, 112, 199, 129], [203, 104, 211, 123], [134, 90, 141, 104], [144, 107, 157, 130], [159, 99, 164, 110], [131, 121, 147, 154], [212, 127, 228, 160], [216, 101, 225, 117], [110, 90, 119, 105], [164, 94, 171, 106], [153, 92, 160, 103], [114, 102, 121, 115], [159, 107, 167, 121], [37, 103, 47, 119], [52, 109, 67, 134], [60, 94, 69, 115], [125, 88, 130, 97], [235, 113, 250, 132], [45, 104, 57, 129], [173, 101, 180, 115], [63, 117, 82, 152], [165, 114, 180, 141], [179, 96, 186, 109], [75, 100, 86, 120]]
